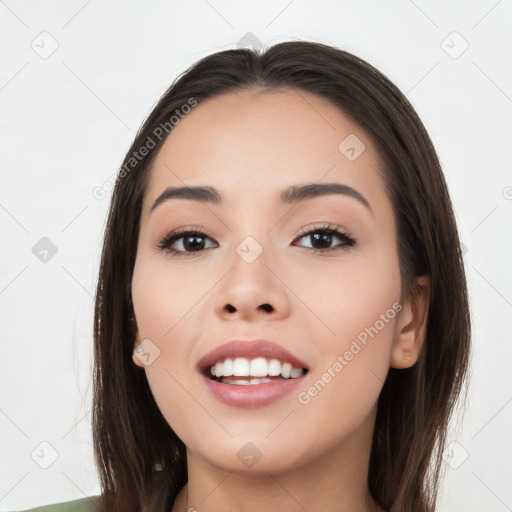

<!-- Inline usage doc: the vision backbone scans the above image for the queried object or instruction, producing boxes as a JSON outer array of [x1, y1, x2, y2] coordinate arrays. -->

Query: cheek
[[131, 251, 207, 349], [131, 256, 210, 441], [293, 249, 401, 428], [290, 242, 401, 342]]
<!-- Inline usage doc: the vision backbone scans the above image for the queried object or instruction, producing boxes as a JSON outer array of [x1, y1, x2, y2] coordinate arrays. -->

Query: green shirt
[[11, 496, 99, 512]]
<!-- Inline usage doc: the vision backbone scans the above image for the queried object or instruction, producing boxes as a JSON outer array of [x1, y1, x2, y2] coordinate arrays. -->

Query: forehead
[[142, 88, 386, 215]]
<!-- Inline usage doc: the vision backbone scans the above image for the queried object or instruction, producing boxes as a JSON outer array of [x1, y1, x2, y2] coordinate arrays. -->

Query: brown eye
[[294, 224, 355, 254], [157, 229, 217, 256]]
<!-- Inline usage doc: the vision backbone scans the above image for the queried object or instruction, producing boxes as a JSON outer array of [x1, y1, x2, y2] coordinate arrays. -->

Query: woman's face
[[131, 88, 405, 475]]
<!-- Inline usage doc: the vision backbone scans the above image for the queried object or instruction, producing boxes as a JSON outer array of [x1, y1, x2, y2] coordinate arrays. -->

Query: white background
[[1, 1, 511, 510]]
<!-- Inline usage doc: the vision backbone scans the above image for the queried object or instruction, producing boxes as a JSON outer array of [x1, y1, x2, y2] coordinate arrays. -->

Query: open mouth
[[203, 365, 309, 386], [198, 348, 311, 407]]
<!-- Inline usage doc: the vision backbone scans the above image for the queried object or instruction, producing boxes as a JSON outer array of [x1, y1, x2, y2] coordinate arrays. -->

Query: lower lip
[[200, 372, 307, 409]]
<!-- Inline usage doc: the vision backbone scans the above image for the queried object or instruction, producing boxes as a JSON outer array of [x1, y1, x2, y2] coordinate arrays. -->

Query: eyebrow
[[149, 182, 372, 214]]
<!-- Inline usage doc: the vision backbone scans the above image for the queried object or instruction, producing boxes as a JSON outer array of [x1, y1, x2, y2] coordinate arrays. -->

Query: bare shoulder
[[11, 496, 100, 512]]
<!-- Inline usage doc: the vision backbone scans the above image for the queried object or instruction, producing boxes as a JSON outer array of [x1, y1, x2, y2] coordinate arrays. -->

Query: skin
[[131, 88, 430, 512]]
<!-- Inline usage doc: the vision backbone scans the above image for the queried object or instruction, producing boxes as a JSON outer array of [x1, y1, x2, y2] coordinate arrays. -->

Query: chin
[[194, 438, 309, 476]]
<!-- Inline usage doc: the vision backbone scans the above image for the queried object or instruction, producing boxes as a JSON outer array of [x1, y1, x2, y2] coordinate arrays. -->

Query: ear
[[131, 316, 145, 369], [390, 275, 430, 369]]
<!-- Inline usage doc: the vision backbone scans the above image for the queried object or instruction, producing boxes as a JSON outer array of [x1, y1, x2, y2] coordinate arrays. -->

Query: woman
[[19, 40, 471, 512]]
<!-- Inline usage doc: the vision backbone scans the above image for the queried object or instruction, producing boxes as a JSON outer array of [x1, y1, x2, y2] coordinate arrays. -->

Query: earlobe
[[390, 275, 430, 369], [133, 350, 145, 368]]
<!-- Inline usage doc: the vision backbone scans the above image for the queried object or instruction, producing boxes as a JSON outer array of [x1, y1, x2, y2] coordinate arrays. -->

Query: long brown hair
[[92, 41, 471, 512]]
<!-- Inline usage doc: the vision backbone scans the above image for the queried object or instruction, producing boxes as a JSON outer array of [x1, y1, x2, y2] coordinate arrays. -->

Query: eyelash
[[156, 223, 356, 258]]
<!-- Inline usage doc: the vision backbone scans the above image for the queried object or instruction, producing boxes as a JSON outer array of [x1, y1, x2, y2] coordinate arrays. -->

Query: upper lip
[[197, 339, 310, 374]]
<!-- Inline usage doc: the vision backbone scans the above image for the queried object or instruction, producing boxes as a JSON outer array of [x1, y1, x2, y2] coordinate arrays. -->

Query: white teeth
[[290, 367, 304, 378], [233, 357, 250, 376], [281, 362, 292, 379], [249, 357, 268, 377], [222, 377, 274, 385], [268, 359, 282, 376], [208, 357, 305, 380], [223, 358, 234, 376]]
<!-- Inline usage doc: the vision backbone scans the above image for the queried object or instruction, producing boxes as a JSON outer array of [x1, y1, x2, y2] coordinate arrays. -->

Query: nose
[[214, 245, 290, 322]]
